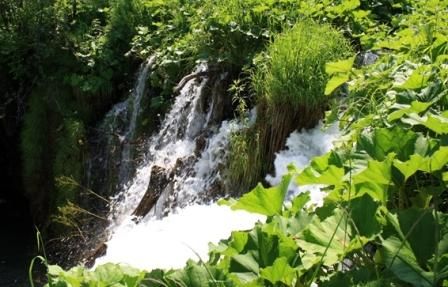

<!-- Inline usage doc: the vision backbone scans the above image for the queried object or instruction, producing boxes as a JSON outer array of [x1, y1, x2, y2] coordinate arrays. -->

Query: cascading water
[[94, 62, 341, 271], [86, 56, 156, 197], [266, 122, 340, 206], [119, 56, 157, 183]]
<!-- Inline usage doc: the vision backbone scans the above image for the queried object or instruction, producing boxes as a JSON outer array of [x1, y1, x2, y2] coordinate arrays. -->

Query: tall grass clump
[[229, 21, 352, 192], [253, 21, 352, 115]]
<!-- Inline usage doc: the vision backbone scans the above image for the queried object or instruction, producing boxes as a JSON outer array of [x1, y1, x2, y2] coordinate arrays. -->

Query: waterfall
[[119, 56, 157, 183], [93, 62, 341, 270], [86, 56, 155, 197]]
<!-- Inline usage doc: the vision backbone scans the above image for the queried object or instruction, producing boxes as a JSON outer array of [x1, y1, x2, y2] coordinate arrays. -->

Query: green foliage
[[53, 117, 86, 207], [46, 263, 146, 287], [221, 175, 291, 216], [253, 21, 352, 109]]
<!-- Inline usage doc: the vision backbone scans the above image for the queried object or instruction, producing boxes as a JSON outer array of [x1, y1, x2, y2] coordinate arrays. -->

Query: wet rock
[[206, 179, 225, 199], [195, 135, 207, 156], [356, 51, 379, 67], [132, 165, 170, 218], [84, 243, 107, 268]]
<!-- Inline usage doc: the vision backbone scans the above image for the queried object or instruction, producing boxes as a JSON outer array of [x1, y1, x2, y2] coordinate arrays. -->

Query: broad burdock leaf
[[296, 209, 362, 269], [357, 127, 418, 161], [387, 101, 432, 122], [350, 194, 382, 238], [297, 165, 345, 186], [260, 257, 296, 285], [397, 208, 436, 268], [325, 56, 356, 75], [381, 236, 433, 287], [220, 175, 291, 216]]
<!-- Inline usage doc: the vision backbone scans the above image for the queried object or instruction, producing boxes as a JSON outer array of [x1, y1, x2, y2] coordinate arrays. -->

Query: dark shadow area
[[0, 113, 36, 287]]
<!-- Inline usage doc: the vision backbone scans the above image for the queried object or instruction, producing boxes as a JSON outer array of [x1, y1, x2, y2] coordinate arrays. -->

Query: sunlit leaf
[[325, 73, 350, 95], [325, 56, 355, 75], [260, 257, 296, 285], [221, 175, 291, 216]]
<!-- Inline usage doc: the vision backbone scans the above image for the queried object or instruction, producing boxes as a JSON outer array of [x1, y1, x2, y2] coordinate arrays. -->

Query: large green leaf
[[221, 175, 291, 216], [401, 114, 448, 135], [166, 261, 213, 287], [296, 209, 362, 268], [357, 127, 418, 161], [325, 56, 355, 75], [260, 257, 296, 285], [381, 236, 433, 287], [398, 208, 437, 268], [419, 146, 448, 172], [393, 154, 427, 181], [387, 101, 432, 122], [397, 66, 430, 90], [325, 73, 350, 95], [352, 157, 393, 186], [296, 165, 345, 186], [350, 194, 382, 238], [94, 263, 124, 284]]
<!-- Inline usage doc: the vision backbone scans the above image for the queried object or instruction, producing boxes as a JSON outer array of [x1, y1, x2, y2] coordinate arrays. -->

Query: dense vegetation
[[1, 0, 446, 286]]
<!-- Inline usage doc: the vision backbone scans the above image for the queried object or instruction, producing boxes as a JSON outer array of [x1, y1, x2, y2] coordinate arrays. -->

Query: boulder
[[131, 165, 170, 218]]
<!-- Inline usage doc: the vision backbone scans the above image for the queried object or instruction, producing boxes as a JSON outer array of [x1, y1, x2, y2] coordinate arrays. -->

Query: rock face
[[132, 165, 170, 218]]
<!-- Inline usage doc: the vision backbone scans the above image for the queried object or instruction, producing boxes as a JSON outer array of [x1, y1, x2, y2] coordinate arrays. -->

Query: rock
[[84, 243, 107, 268], [356, 51, 379, 67], [131, 165, 170, 218], [194, 134, 207, 156]]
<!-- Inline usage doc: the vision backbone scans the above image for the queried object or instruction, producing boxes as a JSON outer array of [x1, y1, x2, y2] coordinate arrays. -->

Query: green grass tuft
[[253, 20, 352, 110]]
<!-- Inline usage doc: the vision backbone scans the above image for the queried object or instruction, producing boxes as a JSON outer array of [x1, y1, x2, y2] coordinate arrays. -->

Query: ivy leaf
[[221, 175, 291, 216], [260, 257, 296, 285]]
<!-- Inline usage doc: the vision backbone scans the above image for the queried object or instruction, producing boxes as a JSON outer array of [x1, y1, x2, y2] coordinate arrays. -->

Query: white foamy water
[[266, 122, 340, 206], [95, 204, 264, 270], [110, 63, 209, 222]]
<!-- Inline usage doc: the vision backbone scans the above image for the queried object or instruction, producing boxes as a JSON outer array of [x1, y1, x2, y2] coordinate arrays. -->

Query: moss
[[53, 117, 86, 207]]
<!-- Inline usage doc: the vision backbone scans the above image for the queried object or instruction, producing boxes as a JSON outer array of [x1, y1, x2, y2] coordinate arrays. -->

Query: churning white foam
[[95, 204, 264, 270], [266, 122, 340, 206]]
